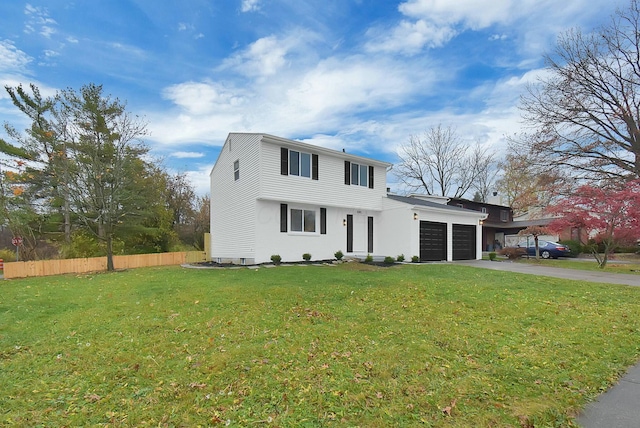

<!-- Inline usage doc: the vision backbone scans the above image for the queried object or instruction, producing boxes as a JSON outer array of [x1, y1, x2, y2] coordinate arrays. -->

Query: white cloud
[[241, 0, 261, 13], [365, 19, 457, 54], [171, 151, 205, 159], [24, 4, 57, 38], [0, 40, 32, 73], [162, 81, 248, 116], [399, 0, 512, 28], [220, 33, 307, 78]]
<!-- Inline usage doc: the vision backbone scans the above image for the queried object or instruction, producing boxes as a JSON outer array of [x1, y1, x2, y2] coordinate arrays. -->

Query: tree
[[519, 0, 640, 182], [166, 172, 196, 227], [58, 84, 149, 271], [547, 180, 640, 268], [517, 225, 551, 260], [496, 141, 564, 216], [395, 124, 495, 198], [0, 83, 73, 255]]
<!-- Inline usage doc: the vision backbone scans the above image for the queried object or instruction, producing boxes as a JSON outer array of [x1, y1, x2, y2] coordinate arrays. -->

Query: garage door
[[420, 221, 447, 261], [452, 224, 476, 260]]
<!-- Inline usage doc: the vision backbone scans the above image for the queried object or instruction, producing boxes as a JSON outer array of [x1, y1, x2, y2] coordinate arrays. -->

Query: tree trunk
[[106, 234, 114, 271]]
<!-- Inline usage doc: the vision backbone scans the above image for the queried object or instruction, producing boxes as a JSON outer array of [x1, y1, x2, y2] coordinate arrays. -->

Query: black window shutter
[[344, 161, 350, 185], [346, 215, 353, 252], [368, 166, 374, 189], [320, 208, 326, 234], [312, 154, 319, 180], [280, 204, 288, 232], [280, 148, 288, 175], [368, 216, 374, 253]]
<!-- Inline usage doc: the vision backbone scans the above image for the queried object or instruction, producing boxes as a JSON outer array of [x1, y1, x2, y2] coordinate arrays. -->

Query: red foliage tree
[[518, 225, 551, 260], [547, 180, 640, 268]]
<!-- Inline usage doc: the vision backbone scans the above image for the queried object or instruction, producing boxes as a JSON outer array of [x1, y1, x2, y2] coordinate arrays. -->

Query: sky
[[0, 0, 629, 196]]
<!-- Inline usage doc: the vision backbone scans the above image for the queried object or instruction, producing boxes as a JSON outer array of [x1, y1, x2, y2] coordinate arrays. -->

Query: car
[[517, 240, 570, 259]]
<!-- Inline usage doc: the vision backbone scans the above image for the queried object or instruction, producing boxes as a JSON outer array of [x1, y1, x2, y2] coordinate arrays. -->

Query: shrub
[[270, 254, 281, 265], [302, 253, 311, 261], [384, 256, 396, 264], [499, 247, 526, 260], [396, 254, 405, 262], [488, 252, 497, 261], [0, 248, 17, 263], [334, 250, 344, 260], [364, 254, 373, 263], [558, 240, 582, 257], [411, 255, 420, 263]]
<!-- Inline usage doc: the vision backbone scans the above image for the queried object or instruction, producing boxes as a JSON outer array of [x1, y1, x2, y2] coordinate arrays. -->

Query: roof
[[386, 194, 487, 217], [483, 217, 554, 229], [448, 197, 512, 210]]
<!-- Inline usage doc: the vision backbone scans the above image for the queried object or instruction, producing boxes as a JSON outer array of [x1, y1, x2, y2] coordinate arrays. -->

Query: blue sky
[[0, 0, 627, 195]]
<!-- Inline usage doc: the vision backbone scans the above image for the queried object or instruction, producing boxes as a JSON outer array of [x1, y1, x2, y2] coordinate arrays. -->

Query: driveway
[[458, 260, 640, 287]]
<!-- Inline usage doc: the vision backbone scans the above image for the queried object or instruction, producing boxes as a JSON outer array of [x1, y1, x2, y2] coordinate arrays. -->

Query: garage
[[452, 224, 476, 260], [420, 221, 447, 261]]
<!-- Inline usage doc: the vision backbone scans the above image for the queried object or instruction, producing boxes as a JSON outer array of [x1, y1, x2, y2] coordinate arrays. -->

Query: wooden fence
[[2, 251, 207, 279]]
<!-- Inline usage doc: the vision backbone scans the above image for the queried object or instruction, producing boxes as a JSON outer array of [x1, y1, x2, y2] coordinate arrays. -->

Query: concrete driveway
[[458, 259, 640, 287]]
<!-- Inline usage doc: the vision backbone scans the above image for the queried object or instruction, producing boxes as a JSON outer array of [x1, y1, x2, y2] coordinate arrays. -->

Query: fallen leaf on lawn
[[442, 399, 457, 416], [84, 393, 101, 402]]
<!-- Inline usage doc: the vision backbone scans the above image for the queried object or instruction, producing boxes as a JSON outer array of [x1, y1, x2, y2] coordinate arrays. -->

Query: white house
[[210, 133, 487, 264]]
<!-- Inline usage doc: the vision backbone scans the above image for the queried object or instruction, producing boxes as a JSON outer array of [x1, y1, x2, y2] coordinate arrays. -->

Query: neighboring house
[[210, 133, 487, 264], [447, 198, 577, 250]]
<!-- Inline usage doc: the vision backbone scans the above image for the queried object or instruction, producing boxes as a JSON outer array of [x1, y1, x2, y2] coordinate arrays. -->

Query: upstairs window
[[344, 161, 374, 189], [233, 160, 239, 181], [500, 210, 509, 222], [281, 148, 318, 180]]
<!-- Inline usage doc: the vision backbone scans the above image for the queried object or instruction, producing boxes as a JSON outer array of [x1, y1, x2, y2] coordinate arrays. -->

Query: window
[[233, 160, 239, 181], [281, 148, 318, 180], [344, 161, 374, 188], [481, 207, 487, 214], [291, 208, 316, 233], [280, 204, 326, 234], [500, 210, 509, 222]]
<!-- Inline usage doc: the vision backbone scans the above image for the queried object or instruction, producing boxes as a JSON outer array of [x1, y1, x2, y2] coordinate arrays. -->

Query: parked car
[[517, 240, 570, 259]]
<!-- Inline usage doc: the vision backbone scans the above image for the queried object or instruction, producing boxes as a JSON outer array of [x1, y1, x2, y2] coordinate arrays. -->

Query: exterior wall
[[210, 134, 262, 263], [254, 200, 378, 263], [258, 136, 388, 211], [449, 198, 513, 223], [380, 198, 484, 261], [378, 200, 416, 259]]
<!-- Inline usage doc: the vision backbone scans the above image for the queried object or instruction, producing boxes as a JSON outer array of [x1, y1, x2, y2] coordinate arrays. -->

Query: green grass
[[2, 263, 640, 427]]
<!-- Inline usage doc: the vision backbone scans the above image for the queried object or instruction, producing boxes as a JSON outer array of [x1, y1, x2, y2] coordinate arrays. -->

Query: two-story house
[[210, 133, 487, 264]]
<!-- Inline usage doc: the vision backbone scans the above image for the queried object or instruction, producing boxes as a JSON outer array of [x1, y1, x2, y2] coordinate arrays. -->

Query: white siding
[[254, 200, 355, 263], [258, 139, 387, 211], [379, 198, 485, 261], [210, 134, 262, 262]]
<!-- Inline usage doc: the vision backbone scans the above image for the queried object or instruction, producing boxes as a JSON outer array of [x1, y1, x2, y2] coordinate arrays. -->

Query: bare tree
[[520, 0, 640, 182], [395, 124, 495, 198]]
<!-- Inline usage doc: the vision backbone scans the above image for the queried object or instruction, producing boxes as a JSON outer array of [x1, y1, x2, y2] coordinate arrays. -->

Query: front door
[[346, 213, 371, 253]]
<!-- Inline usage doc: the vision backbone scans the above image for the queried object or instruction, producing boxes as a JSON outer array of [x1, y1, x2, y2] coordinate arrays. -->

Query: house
[[210, 133, 487, 264], [447, 198, 576, 250]]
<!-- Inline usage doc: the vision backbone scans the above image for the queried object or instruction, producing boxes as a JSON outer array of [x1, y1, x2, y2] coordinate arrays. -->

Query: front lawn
[[1, 263, 639, 426]]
